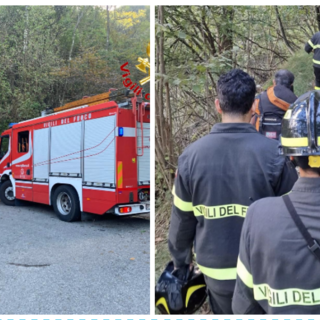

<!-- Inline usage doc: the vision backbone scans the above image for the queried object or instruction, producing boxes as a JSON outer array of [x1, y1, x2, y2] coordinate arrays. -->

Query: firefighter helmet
[[281, 90, 320, 166], [155, 261, 207, 314]]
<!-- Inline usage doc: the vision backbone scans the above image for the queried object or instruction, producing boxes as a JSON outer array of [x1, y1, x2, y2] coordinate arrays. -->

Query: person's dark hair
[[293, 156, 320, 175], [274, 69, 295, 89], [217, 69, 256, 115]]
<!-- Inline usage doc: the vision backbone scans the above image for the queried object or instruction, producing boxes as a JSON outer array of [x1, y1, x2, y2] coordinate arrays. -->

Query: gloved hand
[[172, 264, 193, 282]]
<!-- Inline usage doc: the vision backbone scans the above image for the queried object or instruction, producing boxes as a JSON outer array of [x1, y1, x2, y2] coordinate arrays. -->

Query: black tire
[[52, 185, 81, 222], [0, 180, 15, 206]]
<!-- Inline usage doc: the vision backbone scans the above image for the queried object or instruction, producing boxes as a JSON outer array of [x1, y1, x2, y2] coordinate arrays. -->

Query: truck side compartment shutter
[[50, 122, 82, 176], [33, 128, 50, 181], [84, 115, 116, 186], [137, 122, 150, 185]]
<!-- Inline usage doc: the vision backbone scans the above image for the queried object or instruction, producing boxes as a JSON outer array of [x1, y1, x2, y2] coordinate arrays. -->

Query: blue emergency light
[[8, 123, 18, 128], [118, 127, 124, 137]]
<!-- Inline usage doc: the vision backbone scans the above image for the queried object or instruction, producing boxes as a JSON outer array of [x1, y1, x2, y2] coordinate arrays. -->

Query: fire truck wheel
[[0, 180, 15, 206], [53, 185, 81, 222]]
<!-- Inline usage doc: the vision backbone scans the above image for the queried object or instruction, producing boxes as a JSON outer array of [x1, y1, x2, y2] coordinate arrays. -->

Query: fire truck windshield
[[0, 136, 9, 159]]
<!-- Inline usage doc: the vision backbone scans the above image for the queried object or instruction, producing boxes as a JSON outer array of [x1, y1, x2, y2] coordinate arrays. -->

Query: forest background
[[0, 5, 150, 133], [155, 5, 320, 288]]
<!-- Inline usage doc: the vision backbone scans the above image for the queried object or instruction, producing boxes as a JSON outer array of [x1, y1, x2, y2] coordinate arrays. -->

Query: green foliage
[[0, 5, 150, 133], [281, 50, 314, 96]]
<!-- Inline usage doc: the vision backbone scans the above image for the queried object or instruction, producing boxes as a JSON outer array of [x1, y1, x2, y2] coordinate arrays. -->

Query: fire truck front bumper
[[114, 202, 150, 216]]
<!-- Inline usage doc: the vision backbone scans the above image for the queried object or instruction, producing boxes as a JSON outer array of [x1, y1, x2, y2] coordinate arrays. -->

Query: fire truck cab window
[[18, 131, 29, 153], [0, 136, 9, 159]]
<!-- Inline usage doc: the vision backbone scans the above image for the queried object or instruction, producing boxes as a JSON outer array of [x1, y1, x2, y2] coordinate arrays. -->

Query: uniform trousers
[[314, 66, 320, 88], [204, 275, 234, 314]]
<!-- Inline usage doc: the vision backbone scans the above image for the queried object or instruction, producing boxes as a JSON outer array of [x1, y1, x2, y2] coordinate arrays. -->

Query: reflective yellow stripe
[[172, 185, 193, 212], [281, 136, 308, 147], [172, 186, 248, 217], [156, 297, 170, 314], [237, 257, 253, 288], [193, 204, 247, 219], [254, 284, 320, 307], [313, 59, 320, 64], [117, 161, 123, 188], [237, 257, 320, 307], [185, 284, 206, 308], [197, 263, 237, 280], [309, 39, 315, 48], [281, 136, 320, 147], [315, 86, 320, 90]]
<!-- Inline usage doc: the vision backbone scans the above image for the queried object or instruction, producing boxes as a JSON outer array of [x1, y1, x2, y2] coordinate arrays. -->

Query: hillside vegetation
[[0, 5, 150, 133], [281, 50, 314, 96]]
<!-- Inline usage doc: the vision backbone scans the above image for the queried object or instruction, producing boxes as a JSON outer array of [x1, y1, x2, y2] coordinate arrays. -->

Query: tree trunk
[[219, 6, 234, 61], [165, 81, 173, 186], [23, 6, 29, 55], [275, 6, 294, 54], [62, 7, 84, 105], [158, 6, 166, 149], [156, 6, 174, 188], [106, 5, 110, 51], [316, 6, 320, 32], [69, 8, 84, 62]]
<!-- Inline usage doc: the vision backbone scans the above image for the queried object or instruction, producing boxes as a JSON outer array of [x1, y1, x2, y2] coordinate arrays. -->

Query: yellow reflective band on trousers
[[237, 257, 320, 307], [315, 86, 320, 90], [254, 284, 320, 307], [237, 257, 253, 288], [172, 186, 193, 212], [193, 204, 247, 219], [197, 263, 237, 280], [313, 59, 320, 64], [281, 136, 320, 147]]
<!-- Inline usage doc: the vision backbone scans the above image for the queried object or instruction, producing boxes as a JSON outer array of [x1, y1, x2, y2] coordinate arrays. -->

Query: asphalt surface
[[0, 201, 150, 314]]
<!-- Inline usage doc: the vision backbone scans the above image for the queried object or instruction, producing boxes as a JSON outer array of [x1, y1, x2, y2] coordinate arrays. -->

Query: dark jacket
[[305, 31, 320, 68], [254, 85, 297, 132], [233, 178, 320, 314], [168, 123, 298, 293]]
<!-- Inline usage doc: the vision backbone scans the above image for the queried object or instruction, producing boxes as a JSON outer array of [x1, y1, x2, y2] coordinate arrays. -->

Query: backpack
[[254, 87, 290, 141]]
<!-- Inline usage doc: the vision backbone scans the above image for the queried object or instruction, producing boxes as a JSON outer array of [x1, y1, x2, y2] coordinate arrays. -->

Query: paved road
[[0, 201, 150, 314]]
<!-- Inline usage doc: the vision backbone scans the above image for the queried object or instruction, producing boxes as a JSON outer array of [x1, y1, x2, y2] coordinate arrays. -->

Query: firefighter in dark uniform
[[305, 31, 320, 90], [168, 69, 298, 314], [233, 90, 320, 314], [251, 69, 297, 140]]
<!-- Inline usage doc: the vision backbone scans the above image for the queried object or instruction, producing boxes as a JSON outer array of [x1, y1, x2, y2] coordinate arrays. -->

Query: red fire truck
[[0, 89, 150, 222]]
